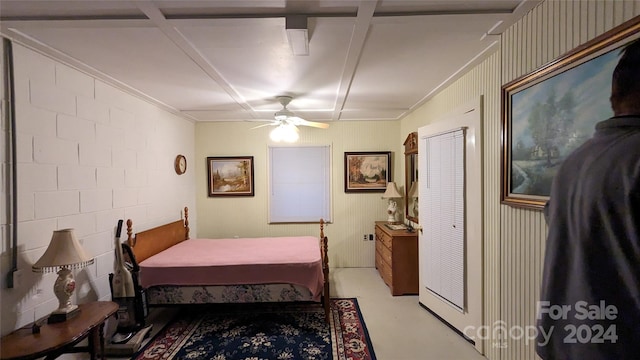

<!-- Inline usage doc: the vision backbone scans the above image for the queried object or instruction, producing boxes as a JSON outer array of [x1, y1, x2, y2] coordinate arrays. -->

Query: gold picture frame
[[207, 156, 254, 197], [500, 17, 640, 209]]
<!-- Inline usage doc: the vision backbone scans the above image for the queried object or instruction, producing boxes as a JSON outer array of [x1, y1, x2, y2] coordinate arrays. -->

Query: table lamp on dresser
[[32, 229, 94, 323], [382, 181, 403, 223]]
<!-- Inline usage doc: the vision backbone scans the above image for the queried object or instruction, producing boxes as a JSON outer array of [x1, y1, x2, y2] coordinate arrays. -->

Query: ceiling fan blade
[[249, 122, 278, 130], [288, 117, 330, 129]]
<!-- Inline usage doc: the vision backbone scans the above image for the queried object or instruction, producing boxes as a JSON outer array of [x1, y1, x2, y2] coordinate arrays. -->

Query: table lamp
[[382, 181, 402, 223], [32, 229, 94, 323]]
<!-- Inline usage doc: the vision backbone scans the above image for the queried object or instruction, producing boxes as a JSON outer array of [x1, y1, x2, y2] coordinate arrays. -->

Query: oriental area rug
[[133, 298, 376, 360]]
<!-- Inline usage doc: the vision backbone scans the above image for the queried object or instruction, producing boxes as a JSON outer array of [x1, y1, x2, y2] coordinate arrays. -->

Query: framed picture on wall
[[500, 16, 640, 210], [344, 151, 391, 193], [207, 156, 254, 197]]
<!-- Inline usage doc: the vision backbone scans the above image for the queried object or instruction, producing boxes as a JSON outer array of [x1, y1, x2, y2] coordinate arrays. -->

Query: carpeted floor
[[132, 298, 375, 360]]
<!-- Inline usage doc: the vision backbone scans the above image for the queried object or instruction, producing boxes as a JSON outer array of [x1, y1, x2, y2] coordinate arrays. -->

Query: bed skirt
[[146, 284, 316, 305]]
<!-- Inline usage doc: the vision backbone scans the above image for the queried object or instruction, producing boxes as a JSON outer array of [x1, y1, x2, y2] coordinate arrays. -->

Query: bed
[[125, 207, 330, 321]]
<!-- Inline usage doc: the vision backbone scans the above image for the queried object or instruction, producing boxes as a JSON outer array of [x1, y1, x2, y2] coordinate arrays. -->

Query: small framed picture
[[344, 151, 391, 193], [207, 156, 254, 197]]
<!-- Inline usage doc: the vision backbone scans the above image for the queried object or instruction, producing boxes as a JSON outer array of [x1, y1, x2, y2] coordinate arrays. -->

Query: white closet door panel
[[450, 132, 465, 309], [422, 129, 465, 310]]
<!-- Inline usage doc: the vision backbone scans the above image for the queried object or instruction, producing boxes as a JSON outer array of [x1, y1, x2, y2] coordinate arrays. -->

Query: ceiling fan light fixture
[[274, 108, 293, 121], [286, 16, 309, 56], [270, 123, 299, 143]]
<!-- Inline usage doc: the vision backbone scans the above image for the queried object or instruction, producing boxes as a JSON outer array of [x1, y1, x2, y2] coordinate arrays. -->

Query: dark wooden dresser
[[374, 221, 419, 295]]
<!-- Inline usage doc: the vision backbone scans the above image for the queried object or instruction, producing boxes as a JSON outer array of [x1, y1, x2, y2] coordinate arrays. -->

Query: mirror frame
[[404, 132, 418, 224]]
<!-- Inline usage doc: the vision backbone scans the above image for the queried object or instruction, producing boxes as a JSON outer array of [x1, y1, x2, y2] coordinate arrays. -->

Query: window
[[268, 145, 332, 223]]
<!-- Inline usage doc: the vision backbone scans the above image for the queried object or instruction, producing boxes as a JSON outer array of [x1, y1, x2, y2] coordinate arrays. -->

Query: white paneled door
[[417, 98, 483, 353]]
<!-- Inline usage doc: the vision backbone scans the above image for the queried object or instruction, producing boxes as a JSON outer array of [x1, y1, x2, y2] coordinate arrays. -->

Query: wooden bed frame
[[126, 207, 331, 321]]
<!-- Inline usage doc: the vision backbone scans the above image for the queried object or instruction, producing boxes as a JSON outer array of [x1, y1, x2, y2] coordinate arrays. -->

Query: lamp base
[[386, 199, 398, 224], [48, 306, 80, 323]]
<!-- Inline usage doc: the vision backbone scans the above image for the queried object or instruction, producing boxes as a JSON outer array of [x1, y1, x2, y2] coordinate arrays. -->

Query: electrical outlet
[[363, 234, 367, 241], [369, 234, 374, 241]]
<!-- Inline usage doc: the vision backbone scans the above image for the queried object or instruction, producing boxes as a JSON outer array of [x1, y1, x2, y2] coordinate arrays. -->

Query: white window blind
[[422, 129, 465, 310], [268, 145, 332, 223]]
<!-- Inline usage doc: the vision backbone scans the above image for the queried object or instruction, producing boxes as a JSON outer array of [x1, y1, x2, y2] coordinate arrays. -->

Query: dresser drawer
[[377, 255, 393, 286], [375, 228, 393, 250], [375, 239, 384, 258], [376, 240, 393, 266]]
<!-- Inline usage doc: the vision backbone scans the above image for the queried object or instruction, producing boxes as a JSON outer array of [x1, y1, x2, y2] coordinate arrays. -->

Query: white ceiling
[[0, 0, 541, 123]]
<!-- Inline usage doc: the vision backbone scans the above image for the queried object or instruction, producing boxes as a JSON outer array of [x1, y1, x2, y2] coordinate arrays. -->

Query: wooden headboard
[[126, 207, 190, 263]]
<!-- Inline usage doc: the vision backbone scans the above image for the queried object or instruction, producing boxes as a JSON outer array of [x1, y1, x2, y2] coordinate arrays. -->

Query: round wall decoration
[[174, 155, 187, 175]]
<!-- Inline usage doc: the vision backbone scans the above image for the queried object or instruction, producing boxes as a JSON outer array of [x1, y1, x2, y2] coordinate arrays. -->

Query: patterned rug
[[133, 298, 376, 360]]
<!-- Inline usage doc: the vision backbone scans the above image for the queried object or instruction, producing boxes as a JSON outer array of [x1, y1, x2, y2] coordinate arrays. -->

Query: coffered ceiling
[[0, 1, 541, 123]]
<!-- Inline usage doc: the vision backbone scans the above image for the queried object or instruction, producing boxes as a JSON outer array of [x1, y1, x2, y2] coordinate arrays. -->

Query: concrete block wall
[[0, 42, 196, 335]]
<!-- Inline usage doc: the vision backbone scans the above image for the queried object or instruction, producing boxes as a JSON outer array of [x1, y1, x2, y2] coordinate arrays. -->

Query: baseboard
[[418, 302, 475, 346]]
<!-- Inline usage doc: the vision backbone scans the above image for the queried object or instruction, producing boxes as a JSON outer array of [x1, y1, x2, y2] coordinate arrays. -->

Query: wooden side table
[[1, 301, 118, 360]]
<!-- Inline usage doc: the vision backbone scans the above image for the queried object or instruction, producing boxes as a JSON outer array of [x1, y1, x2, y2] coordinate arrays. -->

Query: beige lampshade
[[32, 229, 94, 273], [408, 181, 419, 198], [382, 182, 402, 199]]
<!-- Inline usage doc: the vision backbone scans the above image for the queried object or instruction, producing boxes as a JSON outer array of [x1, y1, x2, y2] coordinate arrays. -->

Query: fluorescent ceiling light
[[286, 16, 309, 56]]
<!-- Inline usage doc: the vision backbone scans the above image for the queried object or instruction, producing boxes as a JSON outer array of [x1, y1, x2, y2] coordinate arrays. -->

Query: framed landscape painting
[[344, 151, 391, 193], [500, 17, 640, 209], [207, 156, 254, 197]]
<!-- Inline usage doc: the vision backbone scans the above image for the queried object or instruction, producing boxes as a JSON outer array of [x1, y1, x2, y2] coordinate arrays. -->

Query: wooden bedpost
[[320, 218, 330, 323], [126, 219, 134, 246], [184, 206, 190, 239]]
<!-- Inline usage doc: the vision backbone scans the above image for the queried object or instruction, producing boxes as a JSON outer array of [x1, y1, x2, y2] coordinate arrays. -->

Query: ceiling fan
[[251, 96, 330, 142], [252, 96, 330, 128]]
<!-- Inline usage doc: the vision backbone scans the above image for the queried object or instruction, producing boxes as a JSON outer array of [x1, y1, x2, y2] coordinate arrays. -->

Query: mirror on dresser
[[404, 132, 418, 224]]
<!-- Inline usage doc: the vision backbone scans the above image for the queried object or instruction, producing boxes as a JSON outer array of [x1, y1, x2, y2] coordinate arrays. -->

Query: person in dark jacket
[[536, 38, 640, 359]]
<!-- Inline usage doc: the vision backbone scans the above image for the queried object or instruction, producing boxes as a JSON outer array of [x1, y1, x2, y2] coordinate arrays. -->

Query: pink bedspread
[[138, 236, 324, 301]]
